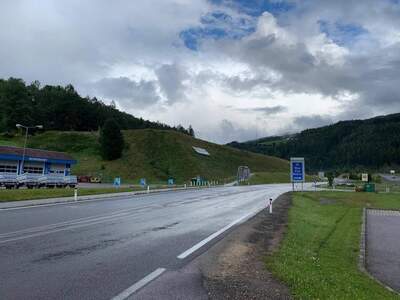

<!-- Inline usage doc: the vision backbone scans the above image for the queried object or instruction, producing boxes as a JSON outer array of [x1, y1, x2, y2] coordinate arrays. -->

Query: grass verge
[[246, 172, 314, 185], [0, 187, 137, 202], [267, 191, 400, 299]]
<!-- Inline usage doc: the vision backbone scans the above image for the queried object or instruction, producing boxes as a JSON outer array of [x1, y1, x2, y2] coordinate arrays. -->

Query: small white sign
[[361, 173, 368, 182], [192, 146, 210, 156]]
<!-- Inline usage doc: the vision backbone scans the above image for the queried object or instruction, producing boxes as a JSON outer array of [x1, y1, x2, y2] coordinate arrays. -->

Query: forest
[[0, 77, 194, 136], [228, 113, 400, 171]]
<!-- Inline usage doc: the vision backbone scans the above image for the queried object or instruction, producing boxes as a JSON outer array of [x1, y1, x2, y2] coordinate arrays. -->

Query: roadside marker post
[[269, 198, 273, 214], [74, 187, 78, 202], [147, 186, 150, 194]]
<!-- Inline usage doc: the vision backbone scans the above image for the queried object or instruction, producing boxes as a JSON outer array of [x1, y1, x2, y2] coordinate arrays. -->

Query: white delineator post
[[269, 198, 273, 214], [147, 185, 150, 194], [74, 187, 78, 202]]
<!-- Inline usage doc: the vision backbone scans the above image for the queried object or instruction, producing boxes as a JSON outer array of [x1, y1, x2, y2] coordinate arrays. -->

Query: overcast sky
[[1, 0, 400, 143]]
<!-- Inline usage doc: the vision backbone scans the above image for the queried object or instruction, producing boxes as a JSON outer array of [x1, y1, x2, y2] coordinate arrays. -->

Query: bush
[[99, 119, 124, 160], [327, 172, 334, 187]]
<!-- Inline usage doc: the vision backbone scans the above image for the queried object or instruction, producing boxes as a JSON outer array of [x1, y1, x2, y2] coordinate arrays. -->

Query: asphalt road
[[366, 209, 400, 292], [380, 174, 400, 183], [0, 184, 295, 300]]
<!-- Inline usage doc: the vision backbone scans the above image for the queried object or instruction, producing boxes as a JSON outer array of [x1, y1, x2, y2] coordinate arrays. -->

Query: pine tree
[[99, 118, 124, 160], [188, 125, 195, 137]]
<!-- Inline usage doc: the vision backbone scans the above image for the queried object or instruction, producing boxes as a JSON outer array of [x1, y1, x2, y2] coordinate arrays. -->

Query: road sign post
[[290, 157, 305, 191]]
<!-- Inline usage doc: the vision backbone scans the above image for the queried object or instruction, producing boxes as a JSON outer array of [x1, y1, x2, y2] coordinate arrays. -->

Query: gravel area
[[200, 193, 292, 299]]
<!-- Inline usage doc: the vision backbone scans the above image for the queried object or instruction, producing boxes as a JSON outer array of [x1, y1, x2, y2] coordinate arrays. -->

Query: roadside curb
[[0, 185, 222, 210], [359, 208, 400, 295]]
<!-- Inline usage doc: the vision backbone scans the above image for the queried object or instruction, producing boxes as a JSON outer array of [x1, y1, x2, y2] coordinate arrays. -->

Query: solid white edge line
[[111, 268, 166, 300], [177, 209, 259, 259]]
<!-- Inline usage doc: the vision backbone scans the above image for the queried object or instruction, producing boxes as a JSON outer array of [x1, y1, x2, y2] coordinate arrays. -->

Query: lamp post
[[15, 124, 43, 174]]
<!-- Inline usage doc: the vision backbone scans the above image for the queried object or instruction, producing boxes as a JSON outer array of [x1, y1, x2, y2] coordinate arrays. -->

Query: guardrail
[[0, 174, 77, 189]]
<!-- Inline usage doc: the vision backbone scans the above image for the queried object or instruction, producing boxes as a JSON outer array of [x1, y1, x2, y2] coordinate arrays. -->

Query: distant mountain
[[227, 113, 400, 171]]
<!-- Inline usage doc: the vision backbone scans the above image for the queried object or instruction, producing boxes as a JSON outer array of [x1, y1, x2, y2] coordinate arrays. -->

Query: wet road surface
[[0, 184, 294, 300]]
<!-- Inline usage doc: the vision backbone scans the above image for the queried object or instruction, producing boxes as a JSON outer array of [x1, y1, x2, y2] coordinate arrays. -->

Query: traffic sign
[[291, 157, 305, 183], [113, 177, 121, 187], [361, 173, 368, 182]]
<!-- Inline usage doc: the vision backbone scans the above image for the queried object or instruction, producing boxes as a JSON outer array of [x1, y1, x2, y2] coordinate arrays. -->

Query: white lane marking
[[0, 205, 158, 239], [177, 209, 260, 259], [111, 268, 166, 300]]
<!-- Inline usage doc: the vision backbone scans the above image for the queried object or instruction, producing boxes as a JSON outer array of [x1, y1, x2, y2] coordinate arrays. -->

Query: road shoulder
[[200, 192, 292, 299]]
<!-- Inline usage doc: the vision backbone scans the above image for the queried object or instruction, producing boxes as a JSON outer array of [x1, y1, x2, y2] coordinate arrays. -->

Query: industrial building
[[0, 146, 77, 188]]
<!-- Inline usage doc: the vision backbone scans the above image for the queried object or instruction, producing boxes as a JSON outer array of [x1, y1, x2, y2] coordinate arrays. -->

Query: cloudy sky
[[1, 0, 400, 143]]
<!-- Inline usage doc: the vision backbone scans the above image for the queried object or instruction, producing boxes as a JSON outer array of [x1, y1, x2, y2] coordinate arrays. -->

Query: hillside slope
[[0, 129, 289, 183], [0, 77, 192, 135], [228, 113, 400, 171]]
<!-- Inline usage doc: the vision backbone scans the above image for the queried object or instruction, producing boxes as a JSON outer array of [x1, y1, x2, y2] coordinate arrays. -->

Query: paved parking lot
[[366, 209, 400, 292]]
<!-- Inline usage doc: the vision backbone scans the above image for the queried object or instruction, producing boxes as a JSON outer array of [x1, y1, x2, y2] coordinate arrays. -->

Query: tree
[[327, 172, 334, 187], [99, 119, 124, 160], [188, 125, 195, 137]]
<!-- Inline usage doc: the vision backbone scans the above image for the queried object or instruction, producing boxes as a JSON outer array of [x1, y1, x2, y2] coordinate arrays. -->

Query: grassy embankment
[[0, 187, 137, 202], [0, 129, 289, 184], [267, 191, 400, 299]]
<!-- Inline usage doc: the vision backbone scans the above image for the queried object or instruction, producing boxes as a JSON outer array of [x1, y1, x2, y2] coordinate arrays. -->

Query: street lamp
[[16, 124, 43, 174]]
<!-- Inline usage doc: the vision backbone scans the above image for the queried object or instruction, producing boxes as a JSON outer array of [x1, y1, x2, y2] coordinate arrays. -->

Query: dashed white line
[[177, 209, 260, 259], [110, 268, 166, 300]]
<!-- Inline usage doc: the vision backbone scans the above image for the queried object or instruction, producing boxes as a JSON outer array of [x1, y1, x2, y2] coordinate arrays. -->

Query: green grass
[[267, 191, 400, 299], [1, 129, 289, 184], [0, 187, 137, 202], [246, 172, 314, 185], [247, 172, 291, 184]]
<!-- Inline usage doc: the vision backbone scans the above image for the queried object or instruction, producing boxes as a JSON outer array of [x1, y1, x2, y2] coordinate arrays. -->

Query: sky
[[1, 0, 400, 143]]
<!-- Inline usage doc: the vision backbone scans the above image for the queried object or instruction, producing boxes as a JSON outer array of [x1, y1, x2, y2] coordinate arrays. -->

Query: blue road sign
[[140, 178, 146, 186], [291, 158, 305, 182], [113, 177, 121, 186]]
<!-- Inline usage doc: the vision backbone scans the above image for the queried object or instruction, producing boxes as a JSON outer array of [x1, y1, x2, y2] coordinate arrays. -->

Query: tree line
[[0, 77, 195, 136], [228, 113, 400, 171]]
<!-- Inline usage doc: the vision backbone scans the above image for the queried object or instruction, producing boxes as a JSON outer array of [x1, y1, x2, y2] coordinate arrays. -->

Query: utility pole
[[16, 124, 43, 174]]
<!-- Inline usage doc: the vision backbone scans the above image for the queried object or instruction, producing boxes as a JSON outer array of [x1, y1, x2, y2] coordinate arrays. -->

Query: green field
[[267, 191, 400, 299], [0, 129, 289, 184], [246, 172, 314, 185]]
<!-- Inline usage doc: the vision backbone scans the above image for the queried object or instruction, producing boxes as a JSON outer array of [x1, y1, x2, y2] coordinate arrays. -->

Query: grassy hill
[[0, 129, 289, 184]]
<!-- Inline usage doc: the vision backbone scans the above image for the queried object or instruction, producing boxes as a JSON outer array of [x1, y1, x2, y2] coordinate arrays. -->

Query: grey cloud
[[252, 105, 287, 115], [293, 115, 333, 130], [155, 63, 188, 104], [94, 77, 161, 108], [236, 105, 287, 116], [215, 119, 260, 143], [210, 8, 400, 116], [0, 0, 206, 93]]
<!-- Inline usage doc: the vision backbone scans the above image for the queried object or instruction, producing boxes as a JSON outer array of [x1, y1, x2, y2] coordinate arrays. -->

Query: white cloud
[[1, 0, 400, 143]]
